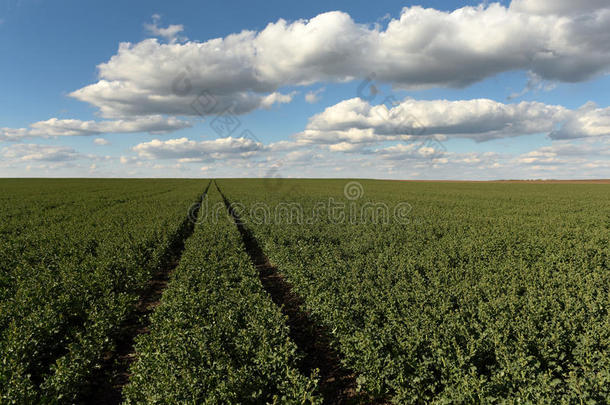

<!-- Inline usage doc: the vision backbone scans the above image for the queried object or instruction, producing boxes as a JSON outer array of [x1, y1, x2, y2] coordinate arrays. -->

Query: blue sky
[[1, 0, 609, 179]]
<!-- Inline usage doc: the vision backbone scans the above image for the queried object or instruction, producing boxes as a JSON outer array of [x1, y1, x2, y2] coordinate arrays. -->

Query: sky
[[1, 0, 609, 180]]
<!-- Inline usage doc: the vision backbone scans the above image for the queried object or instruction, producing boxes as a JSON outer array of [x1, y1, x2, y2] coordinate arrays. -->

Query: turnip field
[[1, 178, 609, 404]]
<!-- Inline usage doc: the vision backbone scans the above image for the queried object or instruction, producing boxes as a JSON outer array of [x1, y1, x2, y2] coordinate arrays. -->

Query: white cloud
[[374, 142, 446, 160], [0, 128, 28, 141], [0, 115, 191, 141], [305, 87, 325, 103], [328, 142, 367, 153], [93, 138, 110, 145], [514, 139, 610, 165], [509, 0, 609, 15], [501, 139, 610, 178], [144, 14, 186, 44], [5, 136, 607, 180], [507, 72, 556, 100], [71, 76, 294, 118], [132, 136, 265, 161], [267, 140, 307, 152], [550, 103, 610, 139], [297, 97, 570, 145], [1, 144, 80, 162], [261, 91, 296, 108], [69, 2, 610, 118]]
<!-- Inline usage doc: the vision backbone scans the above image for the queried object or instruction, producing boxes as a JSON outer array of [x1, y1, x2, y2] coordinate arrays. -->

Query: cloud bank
[[68, 2, 610, 118], [296, 98, 610, 147], [0, 116, 191, 141], [132, 136, 265, 161], [2, 144, 81, 162]]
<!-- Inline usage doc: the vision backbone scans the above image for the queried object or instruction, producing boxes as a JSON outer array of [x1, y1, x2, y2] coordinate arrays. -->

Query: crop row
[[123, 183, 321, 404], [218, 179, 610, 403], [0, 179, 206, 403]]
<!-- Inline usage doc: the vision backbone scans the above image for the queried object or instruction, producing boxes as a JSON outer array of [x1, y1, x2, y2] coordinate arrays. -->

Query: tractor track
[[85, 181, 211, 404], [215, 180, 378, 405]]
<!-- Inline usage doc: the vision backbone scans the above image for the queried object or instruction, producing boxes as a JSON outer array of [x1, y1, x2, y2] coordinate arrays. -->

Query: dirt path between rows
[[215, 180, 378, 405], [85, 181, 211, 404]]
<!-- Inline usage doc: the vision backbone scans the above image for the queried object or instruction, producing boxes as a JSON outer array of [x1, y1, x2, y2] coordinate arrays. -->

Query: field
[[1, 178, 609, 404]]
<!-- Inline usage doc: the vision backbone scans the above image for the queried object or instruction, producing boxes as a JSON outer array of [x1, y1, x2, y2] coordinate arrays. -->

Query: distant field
[[396, 179, 610, 184], [491, 179, 610, 184], [1, 179, 609, 404]]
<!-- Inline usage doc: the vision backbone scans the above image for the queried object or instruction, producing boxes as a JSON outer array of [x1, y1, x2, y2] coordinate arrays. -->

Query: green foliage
[[218, 179, 610, 403], [3, 178, 608, 403]]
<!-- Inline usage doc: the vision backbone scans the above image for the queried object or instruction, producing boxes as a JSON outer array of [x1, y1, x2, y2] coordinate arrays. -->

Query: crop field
[[1, 178, 609, 404]]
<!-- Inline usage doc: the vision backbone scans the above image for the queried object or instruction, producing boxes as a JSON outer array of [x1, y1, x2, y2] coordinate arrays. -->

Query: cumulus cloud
[[261, 91, 296, 108], [305, 87, 325, 103], [1, 144, 81, 162], [328, 142, 369, 153], [550, 103, 610, 139], [374, 142, 447, 160], [367, 138, 609, 179], [132, 136, 265, 161], [510, 139, 610, 178], [14, 135, 602, 180], [69, 2, 610, 119], [71, 75, 294, 118], [0, 115, 191, 141], [510, 0, 609, 15], [297, 97, 571, 145], [267, 140, 307, 152], [94, 138, 111, 145]]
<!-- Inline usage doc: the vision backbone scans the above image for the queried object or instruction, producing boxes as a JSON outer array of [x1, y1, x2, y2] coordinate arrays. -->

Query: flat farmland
[[1, 179, 609, 404]]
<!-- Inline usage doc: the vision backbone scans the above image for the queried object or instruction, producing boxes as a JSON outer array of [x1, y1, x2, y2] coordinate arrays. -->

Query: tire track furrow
[[87, 180, 212, 404], [215, 180, 373, 405]]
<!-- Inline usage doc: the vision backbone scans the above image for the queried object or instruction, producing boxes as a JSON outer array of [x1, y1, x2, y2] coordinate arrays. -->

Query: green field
[[1, 179, 609, 404]]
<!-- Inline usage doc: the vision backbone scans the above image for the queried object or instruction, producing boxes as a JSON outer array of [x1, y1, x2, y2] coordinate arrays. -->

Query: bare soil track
[[215, 181, 380, 405], [85, 181, 211, 404]]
